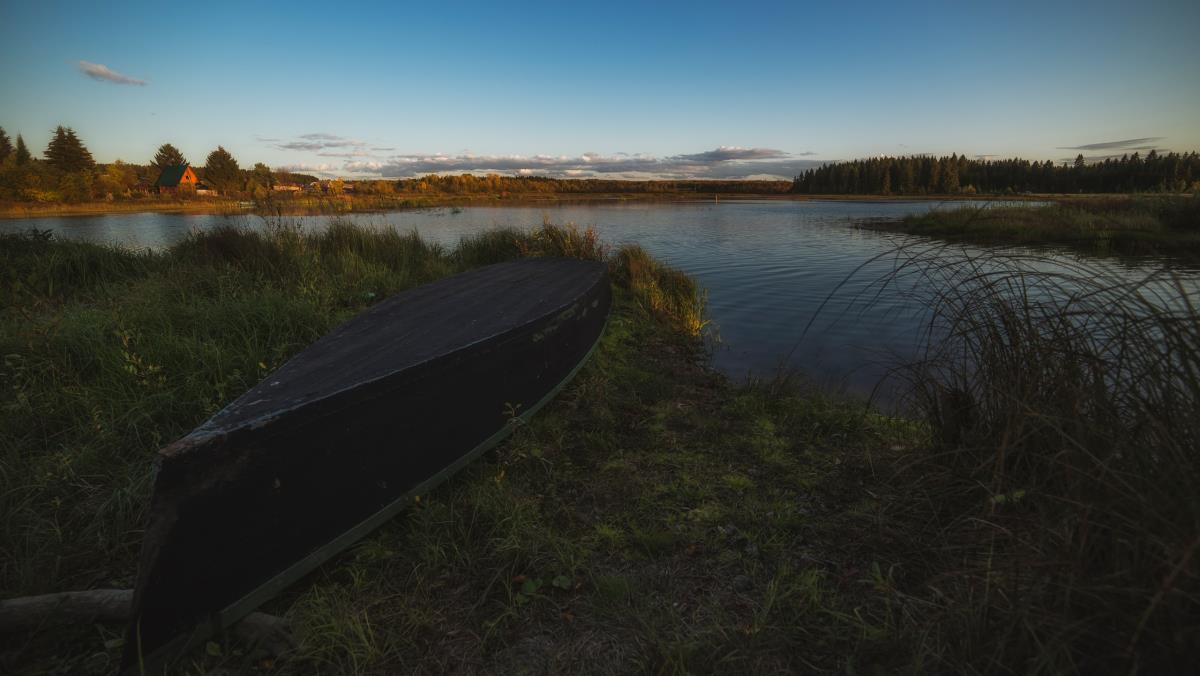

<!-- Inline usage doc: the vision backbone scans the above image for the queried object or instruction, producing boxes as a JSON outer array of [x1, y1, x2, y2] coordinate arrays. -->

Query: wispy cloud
[[77, 61, 146, 86], [340, 147, 821, 179], [317, 150, 376, 158], [276, 163, 337, 173], [273, 138, 822, 178], [1057, 137, 1164, 151], [274, 133, 366, 152], [672, 146, 790, 162]]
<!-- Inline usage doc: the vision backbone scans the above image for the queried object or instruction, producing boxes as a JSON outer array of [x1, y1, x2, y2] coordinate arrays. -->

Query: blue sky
[[1, 0, 1197, 178]]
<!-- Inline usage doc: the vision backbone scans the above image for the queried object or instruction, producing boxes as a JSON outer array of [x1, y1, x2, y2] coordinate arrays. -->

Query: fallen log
[[0, 589, 293, 654], [0, 589, 131, 632]]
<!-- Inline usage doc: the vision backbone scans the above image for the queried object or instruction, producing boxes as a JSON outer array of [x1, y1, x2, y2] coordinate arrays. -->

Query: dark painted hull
[[123, 258, 611, 668]]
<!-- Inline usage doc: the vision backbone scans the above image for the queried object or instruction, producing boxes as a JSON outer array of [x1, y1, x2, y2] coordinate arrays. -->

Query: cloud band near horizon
[[1057, 137, 1164, 151], [271, 139, 821, 179], [347, 150, 820, 179]]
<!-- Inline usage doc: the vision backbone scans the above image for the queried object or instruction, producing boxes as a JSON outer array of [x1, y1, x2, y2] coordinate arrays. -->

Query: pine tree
[[204, 146, 241, 191], [153, 143, 187, 171], [899, 160, 916, 194], [44, 126, 95, 173], [14, 135, 31, 165], [940, 154, 960, 193], [927, 159, 941, 193], [0, 127, 11, 165]]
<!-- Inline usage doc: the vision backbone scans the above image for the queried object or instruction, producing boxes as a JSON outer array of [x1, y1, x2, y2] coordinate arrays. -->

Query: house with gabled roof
[[154, 164, 200, 194]]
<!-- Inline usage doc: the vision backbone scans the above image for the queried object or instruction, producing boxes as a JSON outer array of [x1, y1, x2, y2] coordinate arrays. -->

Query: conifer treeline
[[792, 152, 1200, 195]]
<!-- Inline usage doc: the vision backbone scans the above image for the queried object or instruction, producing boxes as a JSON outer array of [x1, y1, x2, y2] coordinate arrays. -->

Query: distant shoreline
[[0, 192, 1071, 219]]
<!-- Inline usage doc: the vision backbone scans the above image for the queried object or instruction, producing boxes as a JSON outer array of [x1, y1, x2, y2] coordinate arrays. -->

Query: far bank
[[1, 191, 1088, 220]]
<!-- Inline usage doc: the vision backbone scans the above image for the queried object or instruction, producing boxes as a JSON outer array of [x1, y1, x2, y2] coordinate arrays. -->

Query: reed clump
[[611, 245, 708, 336], [457, 222, 707, 334], [898, 195, 1200, 256], [885, 245, 1200, 673]]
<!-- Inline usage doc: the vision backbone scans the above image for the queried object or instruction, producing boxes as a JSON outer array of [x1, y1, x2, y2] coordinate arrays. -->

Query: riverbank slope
[[1, 224, 1194, 674]]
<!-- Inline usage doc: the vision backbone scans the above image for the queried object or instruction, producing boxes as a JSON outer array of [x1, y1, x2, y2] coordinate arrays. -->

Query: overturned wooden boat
[[123, 258, 611, 669]]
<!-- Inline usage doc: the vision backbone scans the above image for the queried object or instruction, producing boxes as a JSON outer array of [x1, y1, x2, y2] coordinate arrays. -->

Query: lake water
[[4, 201, 1196, 407]]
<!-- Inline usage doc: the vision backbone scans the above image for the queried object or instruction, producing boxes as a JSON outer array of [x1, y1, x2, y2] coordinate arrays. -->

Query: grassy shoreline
[[874, 195, 1200, 257], [2, 224, 1196, 673]]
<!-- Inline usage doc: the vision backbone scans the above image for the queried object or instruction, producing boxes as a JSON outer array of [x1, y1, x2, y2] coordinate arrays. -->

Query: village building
[[154, 165, 202, 194]]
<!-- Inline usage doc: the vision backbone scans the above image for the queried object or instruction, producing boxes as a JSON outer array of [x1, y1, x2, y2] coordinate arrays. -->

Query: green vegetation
[[888, 196, 1200, 256], [22, 121, 1193, 215], [0, 129, 11, 165], [885, 245, 1200, 674], [0, 126, 321, 207], [43, 126, 95, 175], [1, 223, 1196, 674], [203, 146, 242, 193], [793, 151, 1200, 195], [0, 121, 791, 214], [13, 135, 31, 166], [151, 144, 187, 172]]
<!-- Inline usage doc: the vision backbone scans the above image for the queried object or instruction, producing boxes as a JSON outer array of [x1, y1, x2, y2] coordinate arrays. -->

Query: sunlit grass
[[897, 195, 1200, 255]]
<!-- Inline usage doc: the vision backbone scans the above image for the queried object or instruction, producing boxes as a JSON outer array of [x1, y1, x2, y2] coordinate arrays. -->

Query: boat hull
[[124, 258, 611, 668]]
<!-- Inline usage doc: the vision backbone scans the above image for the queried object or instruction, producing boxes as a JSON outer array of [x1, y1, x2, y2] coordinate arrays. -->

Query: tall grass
[[0, 220, 704, 605], [611, 245, 708, 336], [0, 230, 157, 305], [883, 244, 1200, 672], [457, 221, 707, 334], [898, 195, 1200, 256]]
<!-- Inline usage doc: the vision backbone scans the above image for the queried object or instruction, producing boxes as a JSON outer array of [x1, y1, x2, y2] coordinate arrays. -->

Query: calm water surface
[[5, 201, 1196, 406]]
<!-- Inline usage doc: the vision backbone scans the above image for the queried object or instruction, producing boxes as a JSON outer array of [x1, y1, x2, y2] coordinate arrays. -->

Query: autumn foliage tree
[[96, 160, 139, 197], [245, 162, 275, 198]]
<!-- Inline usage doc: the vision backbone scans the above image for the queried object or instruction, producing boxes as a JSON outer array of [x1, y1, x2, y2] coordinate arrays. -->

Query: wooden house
[[154, 165, 200, 194]]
